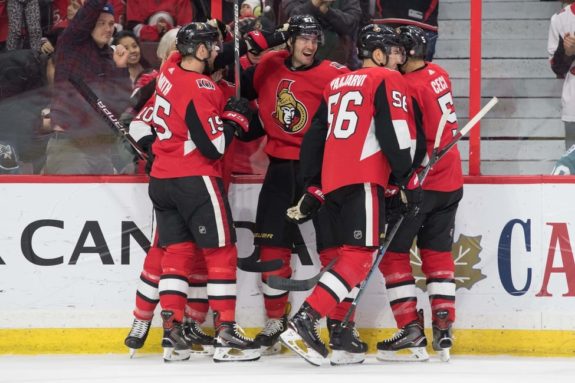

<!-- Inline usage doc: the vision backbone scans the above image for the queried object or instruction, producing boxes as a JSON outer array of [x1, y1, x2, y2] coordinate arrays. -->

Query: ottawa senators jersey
[[253, 50, 349, 160], [320, 67, 414, 194], [149, 52, 230, 179], [405, 62, 463, 191]]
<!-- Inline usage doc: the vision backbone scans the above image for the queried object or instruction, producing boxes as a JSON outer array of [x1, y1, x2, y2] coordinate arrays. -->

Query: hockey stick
[[267, 257, 337, 291], [339, 97, 499, 328], [268, 97, 499, 293], [237, 246, 284, 272], [233, 0, 241, 99], [69, 76, 148, 161]]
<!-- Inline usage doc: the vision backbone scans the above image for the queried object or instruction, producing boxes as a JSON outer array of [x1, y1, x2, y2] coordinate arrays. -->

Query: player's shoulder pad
[[259, 49, 289, 66]]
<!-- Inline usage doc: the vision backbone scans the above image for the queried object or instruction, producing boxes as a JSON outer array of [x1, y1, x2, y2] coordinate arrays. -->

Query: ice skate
[[328, 319, 368, 366], [376, 310, 429, 362], [432, 310, 453, 362], [183, 317, 214, 356], [213, 321, 260, 362], [280, 303, 327, 367], [161, 310, 192, 362], [254, 316, 287, 355], [124, 318, 151, 358]]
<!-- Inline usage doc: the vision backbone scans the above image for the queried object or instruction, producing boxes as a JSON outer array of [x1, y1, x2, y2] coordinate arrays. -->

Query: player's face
[[91, 13, 115, 48], [206, 43, 221, 71], [291, 34, 319, 68], [385, 46, 406, 70]]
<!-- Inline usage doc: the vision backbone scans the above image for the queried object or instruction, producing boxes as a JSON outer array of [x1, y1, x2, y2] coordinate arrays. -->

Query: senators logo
[[272, 79, 307, 134]]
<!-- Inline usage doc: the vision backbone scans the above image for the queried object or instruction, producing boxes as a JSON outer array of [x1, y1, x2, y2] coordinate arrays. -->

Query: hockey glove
[[245, 30, 288, 55], [222, 97, 252, 138], [399, 172, 423, 218], [286, 186, 325, 224]]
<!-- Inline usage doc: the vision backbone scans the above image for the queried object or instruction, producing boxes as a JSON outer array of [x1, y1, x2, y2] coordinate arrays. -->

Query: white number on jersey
[[437, 92, 458, 124], [391, 90, 407, 112], [327, 91, 363, 139], [152, 95, 173, 140], [208, 116, 224, 135]]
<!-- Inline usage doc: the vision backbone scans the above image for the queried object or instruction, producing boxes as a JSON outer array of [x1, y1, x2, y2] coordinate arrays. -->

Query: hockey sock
[[186, 252, 209, 323], [203, 245, 238, 326], [260, 246, 292, 318], [133, 245, 163, 320], [421, 249, 456, 323], [379, 251, 419, 328], [306, 245, 373, 317], [159, 241, 197, 322]]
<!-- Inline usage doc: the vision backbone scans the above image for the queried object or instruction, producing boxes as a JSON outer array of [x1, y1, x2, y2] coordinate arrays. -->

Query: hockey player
[[124, 28, 214, 358], [376, 25, 463, 363], [280, 24, 421, 366], [141, 22, 260, 362], [238, 14, 352, 355]]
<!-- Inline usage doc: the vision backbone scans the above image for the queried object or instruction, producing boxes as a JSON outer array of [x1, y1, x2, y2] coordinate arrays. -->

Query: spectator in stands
[[127, 0, 193, 42], [112, 31, 151, 86], [6, 0, 43, 51], [282, 0, 362, 68], [375, 0, 439, 61], [45, 0, 131, 174], [548, 0, 575, 150]]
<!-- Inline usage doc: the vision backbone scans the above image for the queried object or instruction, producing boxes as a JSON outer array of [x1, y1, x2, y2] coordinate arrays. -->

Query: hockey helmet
[[176, 22, 220, 57], [287, 14, 323, 45], [357, 24, 402, 59], [397, 25, 428, 59]]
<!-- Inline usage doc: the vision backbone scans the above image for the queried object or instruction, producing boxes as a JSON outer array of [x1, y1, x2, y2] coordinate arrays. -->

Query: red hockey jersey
[[321, 67, 414, 194], [253, 50, 349, 160], [405, 62, 463, 191], [149, 52, 228, 179]]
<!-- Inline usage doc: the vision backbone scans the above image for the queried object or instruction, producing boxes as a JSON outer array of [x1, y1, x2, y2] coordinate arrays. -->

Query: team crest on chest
[[272, 79, 308, 134]]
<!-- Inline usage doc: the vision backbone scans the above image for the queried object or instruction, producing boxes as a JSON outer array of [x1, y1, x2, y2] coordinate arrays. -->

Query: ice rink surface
[[1, 354, 574, 383]]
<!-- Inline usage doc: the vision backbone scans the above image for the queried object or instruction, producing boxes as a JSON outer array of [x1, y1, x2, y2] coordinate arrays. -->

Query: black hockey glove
[[244, 30, 288, 55], [136, 135, 155, 175], [386, 173, 422, 219], [222, 97, 252, 138], [286, 186, 325, 224]]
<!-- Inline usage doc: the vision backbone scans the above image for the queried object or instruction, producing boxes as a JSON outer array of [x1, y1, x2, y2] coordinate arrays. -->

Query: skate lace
[[128, 319, 150, 338], [261, 318, 285, 336], [233, 323, 254, 342], [386, 328, 406, 343], [190, 321, 211, 338]]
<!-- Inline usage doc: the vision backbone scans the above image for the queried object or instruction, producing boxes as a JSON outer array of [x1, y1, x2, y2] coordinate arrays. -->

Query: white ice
[[1, 354, 574, 383]]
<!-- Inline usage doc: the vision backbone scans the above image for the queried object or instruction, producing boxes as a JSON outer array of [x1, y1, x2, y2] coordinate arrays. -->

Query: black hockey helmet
[[176, 22, 220, 57], [397, 25, 428, 59], [287, 14, 323, 45], [357, 24, 402, 59]]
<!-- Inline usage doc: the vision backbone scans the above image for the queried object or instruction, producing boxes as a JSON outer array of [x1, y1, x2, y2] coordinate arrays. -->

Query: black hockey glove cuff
[[245, 30, 288, 54]]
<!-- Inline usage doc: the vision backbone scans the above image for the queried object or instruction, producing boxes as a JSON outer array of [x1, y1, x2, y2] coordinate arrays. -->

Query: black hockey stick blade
[[237, 247, 283, 272], [69, 76, 148, 161], [267, 257, 337, 291]]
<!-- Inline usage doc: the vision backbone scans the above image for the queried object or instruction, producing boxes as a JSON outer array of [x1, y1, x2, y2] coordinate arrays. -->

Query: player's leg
[[124, 225, 162, 356], [253, 160, 298, 354], [149, 177, 197, 362], [189, 176, 259, 362], [281, 184, 380, 365], [376, 194, 429, 362], [418, 188, 463, 361]]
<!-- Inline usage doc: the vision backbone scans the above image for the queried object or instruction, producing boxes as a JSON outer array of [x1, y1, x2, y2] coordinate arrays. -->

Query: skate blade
[[128, 348, 137, 359], [279, 328, 325, 367], [436, 348, 451, 362], [376, 347, 429, 362], [261, 342, 282, 356], [330, 350, 365, 366], [190, 344, 215, 356], [163, 347, 191, 362], [213, 346, 261, 362]]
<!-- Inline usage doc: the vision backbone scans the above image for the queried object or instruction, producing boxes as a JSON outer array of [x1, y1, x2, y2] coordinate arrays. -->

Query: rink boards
[[0, 175, 574, 356]]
